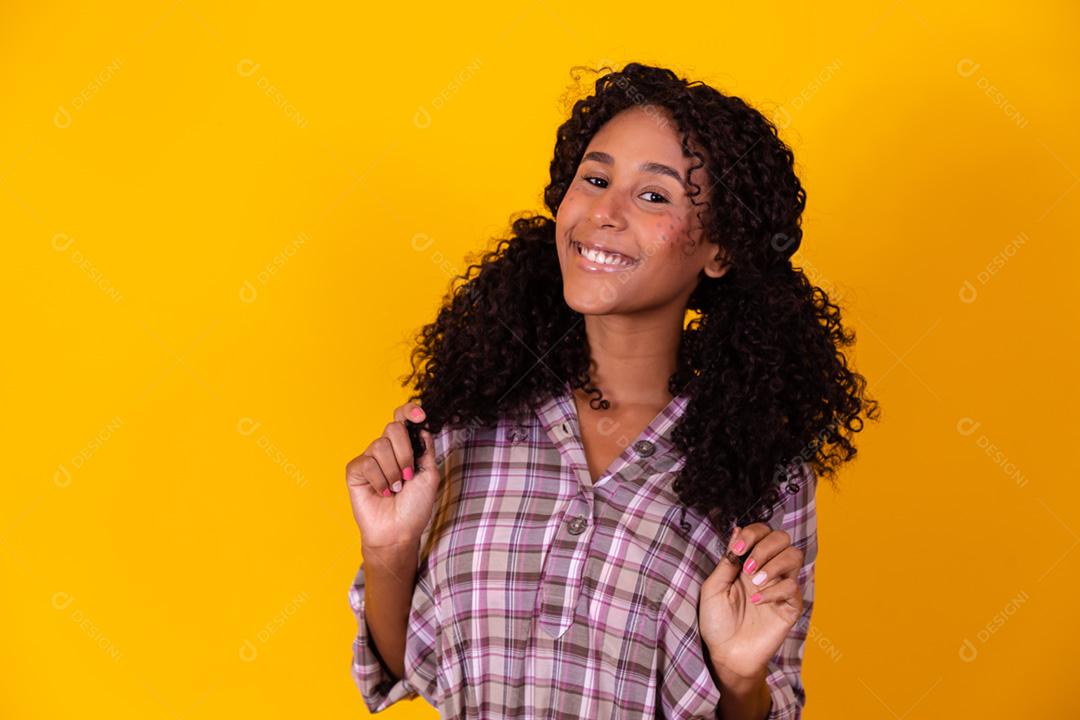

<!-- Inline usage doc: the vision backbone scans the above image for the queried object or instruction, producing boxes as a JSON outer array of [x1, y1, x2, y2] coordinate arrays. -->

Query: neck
[[578, 307, 684, 411]]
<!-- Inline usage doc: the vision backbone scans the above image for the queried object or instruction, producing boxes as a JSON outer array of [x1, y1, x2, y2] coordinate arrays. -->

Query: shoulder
[[430, 400, 541, 469], [772, 460, 818, 554], [777, 460, 817, 510]]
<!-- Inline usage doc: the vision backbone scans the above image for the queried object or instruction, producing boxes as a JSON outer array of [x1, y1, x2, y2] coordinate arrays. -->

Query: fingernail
[[381, 488, 391, 497], [411, 407, 424, 420], [391, 481, 402, 493], [744, 557, 756, 573], [750, 592, 762, 604], [752, 570, 767, 586], [732, 539, 746, 554], [402, 466, 413, 482]]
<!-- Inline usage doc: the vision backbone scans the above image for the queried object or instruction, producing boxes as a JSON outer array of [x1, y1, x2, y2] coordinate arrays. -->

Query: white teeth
[[574, 241, 636, 267]]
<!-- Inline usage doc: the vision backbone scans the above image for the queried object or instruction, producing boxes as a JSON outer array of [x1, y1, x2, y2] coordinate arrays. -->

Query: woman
[[346, 62, 878, 719]]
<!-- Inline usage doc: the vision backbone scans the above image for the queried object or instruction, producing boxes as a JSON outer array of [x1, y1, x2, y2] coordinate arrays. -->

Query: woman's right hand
[[345, 402, 440, 552]]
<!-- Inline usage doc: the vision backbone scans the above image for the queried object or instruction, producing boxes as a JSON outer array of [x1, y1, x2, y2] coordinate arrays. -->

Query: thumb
[[703, 525, 743, 593]]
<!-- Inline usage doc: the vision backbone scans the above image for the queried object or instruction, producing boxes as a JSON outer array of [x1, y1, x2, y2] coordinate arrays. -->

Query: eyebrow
[[580, 150, 685, 186]]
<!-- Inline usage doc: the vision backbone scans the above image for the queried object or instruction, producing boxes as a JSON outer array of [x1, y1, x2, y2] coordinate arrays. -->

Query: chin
[[563, 286, 620, 316]]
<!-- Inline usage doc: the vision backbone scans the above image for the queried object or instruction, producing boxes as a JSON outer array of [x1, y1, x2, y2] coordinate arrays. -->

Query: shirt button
[[566, 515, 588, 535], [633, 440, 656, 457]]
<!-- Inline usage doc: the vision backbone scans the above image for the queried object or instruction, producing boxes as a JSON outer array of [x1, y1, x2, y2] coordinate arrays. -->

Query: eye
[[582, 176, 670, 204]]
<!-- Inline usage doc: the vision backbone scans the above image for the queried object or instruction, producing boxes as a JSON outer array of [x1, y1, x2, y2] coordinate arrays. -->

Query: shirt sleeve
[[348, 562, 426, 712], [656, 613, 725, 719], [762, 461, 819, 720], [346, 421, 455, 713]]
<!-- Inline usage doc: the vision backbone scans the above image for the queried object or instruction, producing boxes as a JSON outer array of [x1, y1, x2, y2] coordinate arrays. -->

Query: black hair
[[401, 62, 880, 534]]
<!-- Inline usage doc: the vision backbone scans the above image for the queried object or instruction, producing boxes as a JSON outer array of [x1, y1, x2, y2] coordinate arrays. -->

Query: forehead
[[584, 106, 693, 172]]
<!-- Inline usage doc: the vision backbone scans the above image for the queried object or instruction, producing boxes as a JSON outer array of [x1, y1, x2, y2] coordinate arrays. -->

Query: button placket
[[559, 493, 591, 536], [566, 515, 587, 535], [536, 495, 592, 638]]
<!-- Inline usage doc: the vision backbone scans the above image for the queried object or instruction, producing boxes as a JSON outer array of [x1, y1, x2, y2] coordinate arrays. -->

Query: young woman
[[346, 62, 878, 719]]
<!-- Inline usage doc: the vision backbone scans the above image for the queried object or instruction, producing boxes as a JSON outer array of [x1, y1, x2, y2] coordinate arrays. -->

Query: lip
[[569, 238, 640, 273]]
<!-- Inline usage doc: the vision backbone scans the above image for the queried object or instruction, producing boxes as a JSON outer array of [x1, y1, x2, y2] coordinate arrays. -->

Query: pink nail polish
[[402, 466, 413, 482], [411, 407, 424, 420], [732, 539, 746, 554], [744, 558, 756, 573], [750, 593, 761, 604], [382, 488, 391, 497]]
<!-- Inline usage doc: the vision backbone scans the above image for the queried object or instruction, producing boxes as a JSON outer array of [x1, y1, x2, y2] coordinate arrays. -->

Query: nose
[[588, 184, 627, 231]]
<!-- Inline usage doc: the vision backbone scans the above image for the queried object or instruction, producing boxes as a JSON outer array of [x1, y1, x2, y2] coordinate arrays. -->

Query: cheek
[[650, 217, 694, 258], [557, 189, 582, 222]]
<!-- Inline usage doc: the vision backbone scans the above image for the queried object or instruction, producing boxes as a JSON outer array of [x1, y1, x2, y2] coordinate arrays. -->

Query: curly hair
[[400, 61, 880, 536]]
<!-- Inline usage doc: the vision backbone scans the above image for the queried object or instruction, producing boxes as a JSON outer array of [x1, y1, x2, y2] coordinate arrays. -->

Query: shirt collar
[[533, 379, 691, 472]]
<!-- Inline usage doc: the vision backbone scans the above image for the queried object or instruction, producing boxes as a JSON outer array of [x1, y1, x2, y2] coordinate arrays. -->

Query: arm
[[757, 463, 817, 719], [719, 463, 818, 719], [710, 655, 773, 720], [709, 563, 814, 720], [349, 543, 426, 713], [361, 540, 421, 681], [348, 419, 452, 713]]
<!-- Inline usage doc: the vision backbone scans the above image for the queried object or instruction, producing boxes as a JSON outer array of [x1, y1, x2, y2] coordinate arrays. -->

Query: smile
[[571, 240, 640, 271]]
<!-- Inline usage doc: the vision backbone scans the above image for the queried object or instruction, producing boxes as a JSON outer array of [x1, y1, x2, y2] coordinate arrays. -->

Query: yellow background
[[2, 1, 1077, 717]]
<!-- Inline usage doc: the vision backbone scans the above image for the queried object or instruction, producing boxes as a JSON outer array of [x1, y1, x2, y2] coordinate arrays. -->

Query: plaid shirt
[[349, 380, 818, 718]]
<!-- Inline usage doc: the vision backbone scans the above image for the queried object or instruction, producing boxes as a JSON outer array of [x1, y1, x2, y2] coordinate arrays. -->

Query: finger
[[740, 527, 792, 580], [746, 545, 803, 590], [393, 401, 425, 424], [346, 454, 390, 497], [750, 577, 801, 611], [383, 421, 414, 480], [703, 525, 744, 593], [366, 437, 404, 494], [726, 522, 770, 574]]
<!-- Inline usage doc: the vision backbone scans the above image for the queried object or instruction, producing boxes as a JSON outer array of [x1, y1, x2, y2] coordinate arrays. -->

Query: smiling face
[[554, 105, 729, 316]]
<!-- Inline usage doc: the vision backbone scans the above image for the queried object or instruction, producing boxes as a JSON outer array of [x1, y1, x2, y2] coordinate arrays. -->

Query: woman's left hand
[[698, 522, 805, 682]]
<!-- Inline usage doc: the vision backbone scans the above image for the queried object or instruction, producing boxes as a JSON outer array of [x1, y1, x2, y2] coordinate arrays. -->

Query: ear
[[702, 244, 732, 279]]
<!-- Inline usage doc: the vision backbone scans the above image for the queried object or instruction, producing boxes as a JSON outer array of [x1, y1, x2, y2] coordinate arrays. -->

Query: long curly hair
[[401, 62, 880, 535]]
